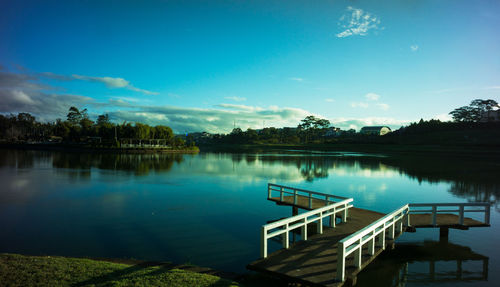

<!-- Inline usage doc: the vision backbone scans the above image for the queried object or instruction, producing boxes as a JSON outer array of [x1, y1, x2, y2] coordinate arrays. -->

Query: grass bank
[[0, 253, 238, 287]]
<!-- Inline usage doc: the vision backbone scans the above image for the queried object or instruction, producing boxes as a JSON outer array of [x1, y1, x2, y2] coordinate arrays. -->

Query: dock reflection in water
[[357, 241, 488, 286]]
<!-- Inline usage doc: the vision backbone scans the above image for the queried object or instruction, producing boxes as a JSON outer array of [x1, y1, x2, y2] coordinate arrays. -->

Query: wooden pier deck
[[270, 195, 489, 229], [248, 184, 491, 287]]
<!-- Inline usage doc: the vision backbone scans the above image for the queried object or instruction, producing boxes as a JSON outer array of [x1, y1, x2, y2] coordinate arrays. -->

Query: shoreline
[[198, 142, 500, 159]]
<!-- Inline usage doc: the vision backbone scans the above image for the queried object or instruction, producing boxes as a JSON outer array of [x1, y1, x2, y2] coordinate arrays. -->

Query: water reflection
[[0, 149, 499, 281], [357, 241, 489, 286], [1, 150, 499, 207]]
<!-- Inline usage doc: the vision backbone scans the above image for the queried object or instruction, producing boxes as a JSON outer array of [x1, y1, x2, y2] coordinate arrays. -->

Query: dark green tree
[[449, 99, 499, 122]]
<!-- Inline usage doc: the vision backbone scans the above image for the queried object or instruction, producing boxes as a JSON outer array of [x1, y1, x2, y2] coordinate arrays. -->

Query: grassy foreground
[[0, 253, 239, 287]]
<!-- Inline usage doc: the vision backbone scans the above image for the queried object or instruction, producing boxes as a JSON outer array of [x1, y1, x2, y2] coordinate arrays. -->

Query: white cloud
[[331, 117, 411, 131], [216, 104, 258, 112], [432, 113, 453, 122], [325, 98, 335, 102], [376, 103, 390, 110], [336, 6, 381, 38], [224, 96, 247, 102], [365, 93, 380, 101], [73, 75, 128, 88], [11, 90, 36, 105], [410, 45, 419, 52], [109, 104, 312, 134], [72, 74, 158, 95], [350, 102, 369, 108], [290, 77, 304, 82]]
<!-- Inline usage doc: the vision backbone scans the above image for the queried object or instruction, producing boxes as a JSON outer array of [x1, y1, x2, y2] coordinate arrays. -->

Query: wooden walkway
[[248, 189, 490, 287]]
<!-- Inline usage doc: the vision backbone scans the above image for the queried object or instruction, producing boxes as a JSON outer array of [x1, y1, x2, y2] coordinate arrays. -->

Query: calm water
[[1, 149, 499, 286]]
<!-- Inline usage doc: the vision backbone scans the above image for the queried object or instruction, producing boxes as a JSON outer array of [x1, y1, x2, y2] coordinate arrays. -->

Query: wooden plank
[[270, 195, 338, 210]]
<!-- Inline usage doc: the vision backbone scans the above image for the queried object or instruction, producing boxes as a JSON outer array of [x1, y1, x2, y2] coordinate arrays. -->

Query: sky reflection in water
[[0, 149, 499, 286]]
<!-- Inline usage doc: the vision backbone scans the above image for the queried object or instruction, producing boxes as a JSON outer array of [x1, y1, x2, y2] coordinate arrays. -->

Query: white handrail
[[268, 183, 348, 208], [336, 204, 410, 282], [409, 203, 490, 225], [261, 197, 354, 258]]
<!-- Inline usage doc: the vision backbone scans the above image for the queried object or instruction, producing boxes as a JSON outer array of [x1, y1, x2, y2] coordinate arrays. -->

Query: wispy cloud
[[215, 103, 258, 112], [289, 77, 304, 82], [72, 74, 158, 95], [325, 98, 335, 102], [365, 93, 380, 101], [410, 45, 419, 52], [376, 103, 390, 110], [350, 102, 369, 108], [224, 96, 247, 102], [336, 6, 381, 38]]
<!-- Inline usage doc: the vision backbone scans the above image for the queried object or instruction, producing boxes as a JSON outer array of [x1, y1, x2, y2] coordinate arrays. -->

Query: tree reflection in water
[[51, 152, 184, 177]]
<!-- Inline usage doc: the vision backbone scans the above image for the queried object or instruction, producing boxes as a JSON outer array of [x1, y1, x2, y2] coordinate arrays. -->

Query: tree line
[[0, 107, 187, 147]]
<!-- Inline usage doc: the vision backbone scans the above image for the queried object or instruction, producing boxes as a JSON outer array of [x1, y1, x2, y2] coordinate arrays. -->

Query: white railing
[[409, 203, 491, 226], [336, 204, 410, 282], [268, 183, 348, 209], [261, 198, 353, 258]]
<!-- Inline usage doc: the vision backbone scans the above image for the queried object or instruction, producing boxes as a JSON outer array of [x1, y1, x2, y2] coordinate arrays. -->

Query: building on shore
[[360, 126, 392, 136]]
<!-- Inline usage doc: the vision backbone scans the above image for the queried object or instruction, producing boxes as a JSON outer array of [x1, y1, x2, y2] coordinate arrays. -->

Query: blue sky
[[1, 0, 499, 133]]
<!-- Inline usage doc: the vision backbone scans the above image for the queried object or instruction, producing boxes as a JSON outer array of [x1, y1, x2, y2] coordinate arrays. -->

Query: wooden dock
[[247, 184, 491, 287]]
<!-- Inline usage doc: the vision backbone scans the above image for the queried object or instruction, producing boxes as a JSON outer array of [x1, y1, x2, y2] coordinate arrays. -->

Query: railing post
[[397, 219, 403, 234], [317, 213, 323, 234], [337, 242, 345, 282], [405, 208, 411, 227], [301, 218, 308, 240], [388, 222, 395, 240], [331, 207, 336, 227], [280, 187, 284, 202], [261, 226, 267, 258], [485, 205, 491, 225], [342, 204, 348, 222], [268, 184, 272, 199], [368, 236, 375, 255], [459, 205, 464, 225], [282, 224, 289, 249], [432, 205, 437, 226], [353, 241, 362, 269], [293, 189, 298, 205], [380, 230, 386, 250]]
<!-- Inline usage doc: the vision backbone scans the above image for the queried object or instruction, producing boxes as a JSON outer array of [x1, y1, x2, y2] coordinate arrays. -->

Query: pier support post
[[292, 206, 298, 216], [439, 227, 449, 243]]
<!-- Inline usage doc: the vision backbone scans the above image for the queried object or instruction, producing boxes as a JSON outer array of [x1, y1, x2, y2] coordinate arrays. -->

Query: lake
[[0, 149, 499, 286]]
